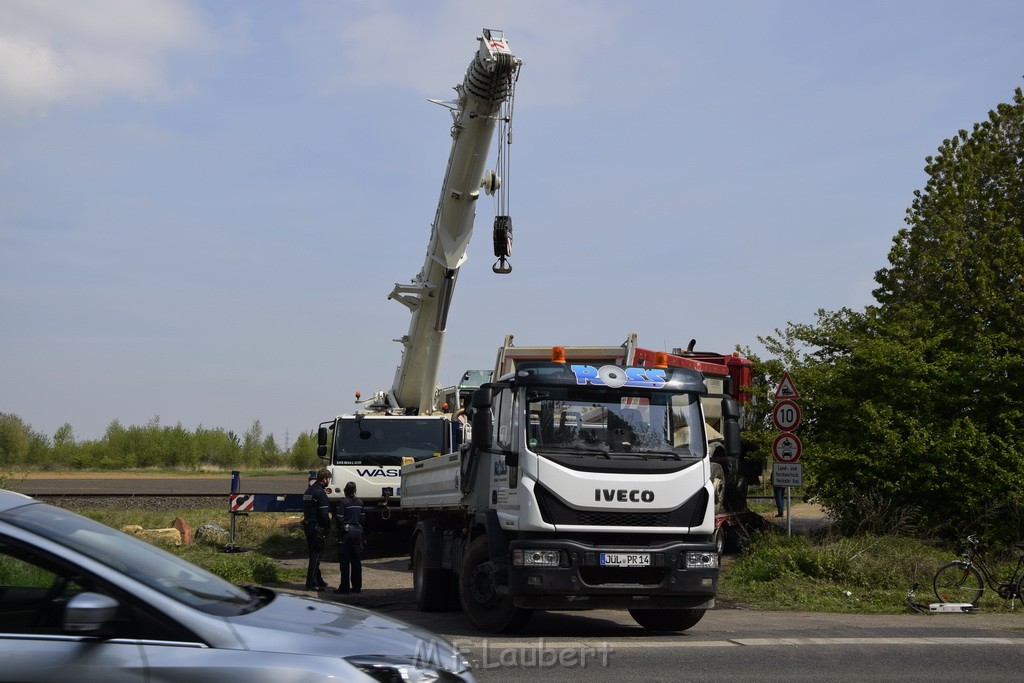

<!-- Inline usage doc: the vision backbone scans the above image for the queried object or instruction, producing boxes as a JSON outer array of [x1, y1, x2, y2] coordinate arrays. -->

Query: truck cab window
[[496, 388, 516, 451]]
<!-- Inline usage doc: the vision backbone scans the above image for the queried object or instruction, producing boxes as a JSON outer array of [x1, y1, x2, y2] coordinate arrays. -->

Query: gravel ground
[[35, 496, 223, 511], [272, 536, 418, 612]]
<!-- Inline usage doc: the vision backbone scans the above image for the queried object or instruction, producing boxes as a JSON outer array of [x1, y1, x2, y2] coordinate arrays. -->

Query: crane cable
[[491, 62, 520, 274], [494, 63, 520, 217]]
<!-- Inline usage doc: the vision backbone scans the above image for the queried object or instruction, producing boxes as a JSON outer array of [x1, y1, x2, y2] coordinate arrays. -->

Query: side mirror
[[63, 592, 119, 635], [471, 386, 493, 410], [471, 409, 493, 450], [722, 398, 742, 457], [317, 425, 329, 459]]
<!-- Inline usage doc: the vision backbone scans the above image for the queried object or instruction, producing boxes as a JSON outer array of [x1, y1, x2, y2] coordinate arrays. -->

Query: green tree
[[195, 427, 242, 469], [261, 433, 281, 465], [49, 422, 76, 470], [762, 86, 1024, 544], [288, 430, 322, 470], [242, 420, 265, 467], [0, 413, 32, 466], [0, 414, 49, 468]]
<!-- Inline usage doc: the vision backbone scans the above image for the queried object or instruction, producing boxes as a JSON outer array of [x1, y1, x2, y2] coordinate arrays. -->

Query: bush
[[730, 533, 852, 584]]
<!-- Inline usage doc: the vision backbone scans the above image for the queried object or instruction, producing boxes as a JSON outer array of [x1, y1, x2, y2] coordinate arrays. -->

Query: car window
[[5, 503, 258, 617], [0, 535, 200, 644], [0, 540, 90, 635]]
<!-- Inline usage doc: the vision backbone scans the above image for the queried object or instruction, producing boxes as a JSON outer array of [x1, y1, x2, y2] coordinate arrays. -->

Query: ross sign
[[772, 432, 802, 463], [772, 399, 802, 431], [774, 372, 800, 400], [772, 462, 803, 487]]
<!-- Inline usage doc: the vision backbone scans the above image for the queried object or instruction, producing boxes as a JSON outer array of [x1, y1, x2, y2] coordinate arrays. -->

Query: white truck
[[316, 29, 521, 517], [400, 335, 752, 632]]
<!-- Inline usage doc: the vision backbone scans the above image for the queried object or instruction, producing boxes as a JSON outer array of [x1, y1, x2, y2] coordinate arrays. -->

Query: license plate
[[599, 553, 651, 567]]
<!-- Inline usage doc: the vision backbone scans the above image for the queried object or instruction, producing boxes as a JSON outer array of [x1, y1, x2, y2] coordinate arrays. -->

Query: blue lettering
[[624, 367, 648, 383], [570, 364, 600, 385], [644, 368, 667, 387], [570, 364, 667, 389]]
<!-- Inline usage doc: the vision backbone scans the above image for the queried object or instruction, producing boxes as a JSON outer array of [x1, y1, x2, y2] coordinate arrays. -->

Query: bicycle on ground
[[932, 534, 1024, 607]]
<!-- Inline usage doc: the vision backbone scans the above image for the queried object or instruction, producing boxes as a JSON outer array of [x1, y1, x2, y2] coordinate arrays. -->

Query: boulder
[[170, 516, 193, 545], [195, 523, 229, 543], [131, 528, 183, 546]]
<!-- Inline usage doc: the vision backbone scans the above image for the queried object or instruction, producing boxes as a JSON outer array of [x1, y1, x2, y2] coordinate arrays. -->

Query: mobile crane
[[400, 334, 762, 632], [316, 30, 522, 518]]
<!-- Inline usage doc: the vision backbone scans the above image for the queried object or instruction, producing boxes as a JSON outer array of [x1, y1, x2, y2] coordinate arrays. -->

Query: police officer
[[302, 467, 331, 590], [334, 481, 364, 594]]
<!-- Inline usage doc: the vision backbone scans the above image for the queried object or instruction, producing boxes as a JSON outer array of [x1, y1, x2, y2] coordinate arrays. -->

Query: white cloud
[[0, 0, 211, 119]]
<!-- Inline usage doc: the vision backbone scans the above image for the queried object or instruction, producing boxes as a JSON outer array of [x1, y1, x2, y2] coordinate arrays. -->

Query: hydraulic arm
[[387, 29, 521, 415]]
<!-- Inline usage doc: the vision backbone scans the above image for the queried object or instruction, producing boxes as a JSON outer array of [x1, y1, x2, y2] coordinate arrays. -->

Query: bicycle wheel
[[1016, 572, 1024, 603], [933, 561, 984, 605]]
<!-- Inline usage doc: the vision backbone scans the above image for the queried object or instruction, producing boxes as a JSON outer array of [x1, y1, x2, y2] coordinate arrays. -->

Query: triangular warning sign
[[774, 372, 800, 400]]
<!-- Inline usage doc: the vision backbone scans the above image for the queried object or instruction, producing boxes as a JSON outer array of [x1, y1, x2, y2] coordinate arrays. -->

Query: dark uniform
[[335, 487, 365, 594], [302, 476, 331, 590]]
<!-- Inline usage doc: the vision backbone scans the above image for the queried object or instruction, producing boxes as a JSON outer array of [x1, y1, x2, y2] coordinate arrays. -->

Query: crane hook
[[492, 215, 513, 274]]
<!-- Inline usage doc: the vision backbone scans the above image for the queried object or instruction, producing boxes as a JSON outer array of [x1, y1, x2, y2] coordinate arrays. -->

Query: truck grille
[[534, 484, 707, 528], [576, 511, 671, 527]]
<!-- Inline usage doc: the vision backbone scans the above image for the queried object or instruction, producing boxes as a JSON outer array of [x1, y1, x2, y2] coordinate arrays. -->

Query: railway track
[[8, 474, 307, 509]]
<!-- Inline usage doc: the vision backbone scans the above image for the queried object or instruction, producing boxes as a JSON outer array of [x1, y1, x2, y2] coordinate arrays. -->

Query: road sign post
[[772, 373, 802, 535]]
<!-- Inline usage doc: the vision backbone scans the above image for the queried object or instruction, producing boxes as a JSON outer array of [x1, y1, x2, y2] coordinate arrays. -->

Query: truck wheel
[[628, 608, 706, 632], [459, 536, 532, 632], [413, 533, 450, 612]]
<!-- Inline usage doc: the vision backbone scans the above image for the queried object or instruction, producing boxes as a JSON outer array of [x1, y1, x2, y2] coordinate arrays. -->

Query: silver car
[[0, 489, 474, 682]]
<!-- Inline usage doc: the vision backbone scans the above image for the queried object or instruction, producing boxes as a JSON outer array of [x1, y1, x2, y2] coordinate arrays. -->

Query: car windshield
[[6, 502, 263, 617], [526, 386, 706, 458]]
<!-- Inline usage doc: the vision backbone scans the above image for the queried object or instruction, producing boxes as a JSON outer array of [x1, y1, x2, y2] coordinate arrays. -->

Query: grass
[[77, 507, 307, 586], [719, 530, 1023, 614]]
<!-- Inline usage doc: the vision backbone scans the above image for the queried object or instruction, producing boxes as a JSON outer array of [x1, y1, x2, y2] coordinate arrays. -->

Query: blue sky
[[2, 0, 1022, 445]]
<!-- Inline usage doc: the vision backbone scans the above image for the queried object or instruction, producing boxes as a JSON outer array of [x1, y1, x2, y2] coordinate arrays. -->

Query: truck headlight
[[684, 551, 718, 569], [512, 549, 561, 567]]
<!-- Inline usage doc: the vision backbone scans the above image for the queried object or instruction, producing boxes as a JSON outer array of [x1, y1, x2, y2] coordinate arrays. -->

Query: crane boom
[[387, 29, 521, 414]]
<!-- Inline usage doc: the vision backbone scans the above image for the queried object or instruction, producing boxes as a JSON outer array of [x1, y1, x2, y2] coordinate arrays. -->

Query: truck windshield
[[526, 387, 705, 458], [333, 418, 445, 466]]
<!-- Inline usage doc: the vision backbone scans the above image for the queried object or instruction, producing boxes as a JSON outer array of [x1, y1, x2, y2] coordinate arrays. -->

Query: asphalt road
[[296, 573, 1024, 682]]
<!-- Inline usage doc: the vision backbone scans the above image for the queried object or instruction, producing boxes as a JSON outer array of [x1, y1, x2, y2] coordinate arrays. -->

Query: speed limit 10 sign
[[772, 399, 802, 432]]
